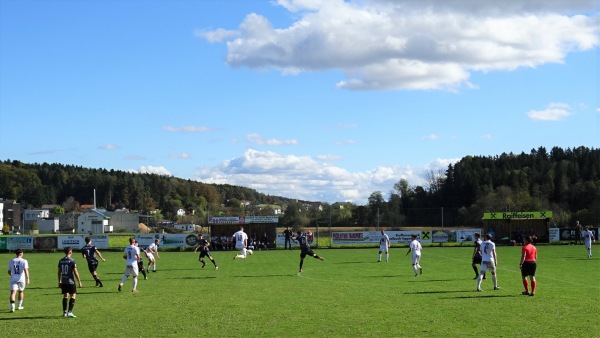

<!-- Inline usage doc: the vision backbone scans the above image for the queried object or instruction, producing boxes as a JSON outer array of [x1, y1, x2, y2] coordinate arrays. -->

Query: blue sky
[[1, 0, 598, 204]]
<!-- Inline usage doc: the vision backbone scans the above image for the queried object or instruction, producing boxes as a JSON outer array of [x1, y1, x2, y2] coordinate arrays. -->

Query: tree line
[[0, 145, 598, 228]]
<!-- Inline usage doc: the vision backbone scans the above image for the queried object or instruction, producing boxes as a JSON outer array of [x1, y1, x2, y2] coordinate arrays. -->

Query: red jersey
[[522, 243, 537, 262]]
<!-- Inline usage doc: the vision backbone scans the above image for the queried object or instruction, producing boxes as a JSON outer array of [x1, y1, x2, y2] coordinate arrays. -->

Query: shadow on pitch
[[233, 274, 296, 278], [171, 276, 217, 280], [446, 294, 519, 299], [0, 315, 60, 321], [407, 279, 454, 283], [403, 290, 474, 295]]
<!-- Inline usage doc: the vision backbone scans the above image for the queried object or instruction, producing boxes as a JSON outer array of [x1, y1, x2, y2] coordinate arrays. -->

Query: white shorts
[[238, 247, 247, 257], [146, 253, 155, 261], [480, 261, 496, 273], [10, 281, 25, 292], [585, 242, 592, 250], [124, 264, 139, 277], [379, 244, 388, 252], [411, 254, 421, 265]]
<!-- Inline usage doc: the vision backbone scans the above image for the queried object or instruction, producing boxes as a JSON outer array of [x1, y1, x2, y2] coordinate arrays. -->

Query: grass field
[[1, 245, 598, 337]]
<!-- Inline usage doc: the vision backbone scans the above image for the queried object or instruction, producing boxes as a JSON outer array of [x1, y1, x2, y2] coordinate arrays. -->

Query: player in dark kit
[[133, 240, 147, 280], [292, 230, 324, 273], [58, 247, 83, 318], [471, 233, 485, 280], [194, 234, 218, 270], [81, 237, 106, 287]]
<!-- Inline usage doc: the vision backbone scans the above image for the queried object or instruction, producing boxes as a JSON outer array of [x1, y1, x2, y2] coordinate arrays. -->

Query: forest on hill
[[0, 145, 598, 228]]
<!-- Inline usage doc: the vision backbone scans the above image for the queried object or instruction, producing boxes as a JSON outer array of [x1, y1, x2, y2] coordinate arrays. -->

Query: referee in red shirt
[[520, 235, 537, 296]]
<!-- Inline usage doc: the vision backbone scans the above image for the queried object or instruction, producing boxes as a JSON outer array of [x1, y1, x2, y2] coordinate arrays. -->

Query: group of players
[[7, 225, 595, 316]]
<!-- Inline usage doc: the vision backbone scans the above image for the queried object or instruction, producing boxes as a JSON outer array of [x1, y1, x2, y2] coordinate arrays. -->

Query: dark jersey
[[82, 244, 98, 262], [197, 238, 210, 252], [58, 257, 77, 285], [473, 239, 482, 258], [297, 234, 309, 250]]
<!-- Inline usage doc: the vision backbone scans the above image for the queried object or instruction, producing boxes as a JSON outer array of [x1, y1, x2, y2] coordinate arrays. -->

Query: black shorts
[[472, 256, 482, 264], [521, 261, 537, 277], [87, 259, 99, 273], [61, 283, 77, 295], [199, 250, 212, 259], [300, 248, 315, 258]]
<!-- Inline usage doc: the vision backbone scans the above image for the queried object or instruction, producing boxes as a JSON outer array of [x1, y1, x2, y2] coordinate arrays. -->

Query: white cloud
[[192, 149, 459, 203], [169, 152, 191, 159], [200, 0, 598, 91], [526, 102, 572, 121], [164, 126, 214, 133], [129, 165, 172, 176], [245, 133, 299, 145], [481, 134, 493, 139], [421, 134, 438, 140], [98, 144, 118, 150]]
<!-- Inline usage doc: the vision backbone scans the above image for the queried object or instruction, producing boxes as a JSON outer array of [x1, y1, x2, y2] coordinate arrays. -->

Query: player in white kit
[[378, 229, 390, 262], [406, 234, 422, 276], [119, 237, 140, 292], [476, 234, 500, 292], [145, 239, 160, 272], [232, 226, 252, 260], [8, 248, 30, 312], [581, 226, 596, 258]]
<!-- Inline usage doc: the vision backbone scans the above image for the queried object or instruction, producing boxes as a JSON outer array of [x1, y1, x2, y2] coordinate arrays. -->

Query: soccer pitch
[[1, 245, 598, 337]]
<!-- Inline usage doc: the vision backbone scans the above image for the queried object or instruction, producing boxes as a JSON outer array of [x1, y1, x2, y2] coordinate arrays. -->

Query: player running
[[194, 234, 218, 270], [406, 234, 423, 276], [145, 239, 160, 272], [292, 230, 324, 273], [232, 226, 252, 260], [81, 237, 106, 287]]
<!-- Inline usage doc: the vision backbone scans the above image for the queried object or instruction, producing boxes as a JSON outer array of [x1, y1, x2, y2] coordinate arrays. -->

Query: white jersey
[[124, 245, 139, 266], [379, 234, 390, 251], [410, 239, 422, 257], [582, 230, 594, 246], [481, 240, 496, 263], [8, 257, 28, 284], [233, 230, 248, 249], [147, 242, 158, 254]]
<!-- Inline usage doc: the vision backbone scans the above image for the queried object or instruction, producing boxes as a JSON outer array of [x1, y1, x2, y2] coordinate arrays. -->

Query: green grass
[[1, 245, 598, 337]]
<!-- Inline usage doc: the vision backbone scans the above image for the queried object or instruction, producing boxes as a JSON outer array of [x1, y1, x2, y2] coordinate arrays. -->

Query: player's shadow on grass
[[447, 294, 518, 299], [403, 290, 474, 295], [233, 274, 296, 278], [407, 279, 454, 282], [0, 315, 60, 321]]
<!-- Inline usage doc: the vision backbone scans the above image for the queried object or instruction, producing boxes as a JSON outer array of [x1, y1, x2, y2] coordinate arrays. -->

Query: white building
[[38, 218, 60, 234], [174, 223, 201, 232], [77, 209, 111, 234]]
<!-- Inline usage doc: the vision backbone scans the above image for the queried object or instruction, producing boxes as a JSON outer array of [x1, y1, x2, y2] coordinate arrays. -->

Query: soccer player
[[292, 230, 324, 273], [520, 235, 537, 296], [232, 226, 252, 260], [581, 226, 596, 258], [145, 239, 160, 272], [119, 237, 140, 292], [476, 234, 500, 292], [471, 233, 486, 280], [406, 234, 422, 276], [81, 236, 106, 287], [378, 229, 390, 262], [194, 234, 218, 270], [8, 248, 29, 312], [58, 247, 83, 318], [133, 240, 147, 280]]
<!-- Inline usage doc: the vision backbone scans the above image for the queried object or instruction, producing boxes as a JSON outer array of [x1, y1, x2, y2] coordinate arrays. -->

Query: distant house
[[23, 209, 50, 233], [0, 198, 21, 232], [176, 208, 186, 217], [257, 204, 282, 215], [77, 209, 111, 234]]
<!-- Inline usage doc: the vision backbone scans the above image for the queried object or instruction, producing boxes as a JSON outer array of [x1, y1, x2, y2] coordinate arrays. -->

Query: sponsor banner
[[549, 228, 560, 242], [245, 216, 278, 224], [209, 216, 243, 224], [483, 211, 552, 220], [92, 235, 109, 249], [183, 234, 211, 247], [432, 230, 450, 243], [557, 228, 598, 241], [34, 236, 57, 250], [58, 236, 85, 249], [209, 216, 279, 224], [455, 229, 483, 243], [331, 231, 430, 245], [7, 236, 34, 250], [0, 237, 7, 250], [275, 233, 299, 247], [135, 234, 189, 248]]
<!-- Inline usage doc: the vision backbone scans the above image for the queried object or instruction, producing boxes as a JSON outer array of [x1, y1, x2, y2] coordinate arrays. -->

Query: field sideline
[[1, 245, 598, 337]]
